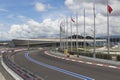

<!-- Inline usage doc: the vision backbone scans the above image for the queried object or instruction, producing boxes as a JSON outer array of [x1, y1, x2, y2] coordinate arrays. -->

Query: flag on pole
[[71, 17, 75, 22], [60, 22, 65, 33], [60, 25, 62, 32], [108, 5, 113, 13]]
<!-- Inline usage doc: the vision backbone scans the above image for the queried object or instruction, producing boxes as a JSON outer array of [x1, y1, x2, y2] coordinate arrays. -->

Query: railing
[[2, 49, 42, 80]]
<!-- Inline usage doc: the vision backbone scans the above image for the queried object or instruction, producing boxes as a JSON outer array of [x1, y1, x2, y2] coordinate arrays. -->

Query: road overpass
[[12, 38, 106, 47]]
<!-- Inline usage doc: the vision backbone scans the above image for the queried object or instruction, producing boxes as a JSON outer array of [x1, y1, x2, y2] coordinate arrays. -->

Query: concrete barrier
[[1, 57, 24, 80], [1, 48, 42, 80]]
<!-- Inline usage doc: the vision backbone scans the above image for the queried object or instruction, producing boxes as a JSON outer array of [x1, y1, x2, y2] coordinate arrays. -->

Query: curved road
[[13, 49, 120, 80]]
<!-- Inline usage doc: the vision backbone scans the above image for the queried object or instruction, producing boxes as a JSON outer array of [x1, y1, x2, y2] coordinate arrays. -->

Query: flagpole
[[84, 8, 86, 54], [107, 0, 110, 54], [93, 1, 96, 58], [66, 17, 68, 50], [76, 11, 79, 56], [71, 16, 73, 52], [63, 19, 66, 51], [28, 31, 30, 53], [28, 39, 30, 53], [62, 28, 63, 50], [60, 23, 62, 50]]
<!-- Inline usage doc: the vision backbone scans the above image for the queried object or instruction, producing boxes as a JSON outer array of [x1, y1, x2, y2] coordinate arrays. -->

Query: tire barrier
[[1, 49, 43, 80]]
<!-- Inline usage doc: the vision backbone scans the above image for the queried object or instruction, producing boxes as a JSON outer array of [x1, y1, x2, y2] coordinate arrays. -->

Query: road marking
[[71, 59, 75, 62], [96, 64, 103, 66], [66, 58, 70, 60], [86, 62, 92, 64], [61, 57, 64, 59], [78, 61, 83, 63], [45, 51, 120, 70], [25, 53, 94, 80], [108, 66, 117, 69]]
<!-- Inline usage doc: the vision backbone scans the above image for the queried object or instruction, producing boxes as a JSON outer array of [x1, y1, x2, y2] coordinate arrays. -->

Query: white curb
[[1, 57, 23, 80]]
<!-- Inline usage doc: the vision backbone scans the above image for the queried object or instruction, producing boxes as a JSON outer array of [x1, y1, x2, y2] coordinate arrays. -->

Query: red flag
[[71, 17, 75, 22], [108, 5, 113, 13]]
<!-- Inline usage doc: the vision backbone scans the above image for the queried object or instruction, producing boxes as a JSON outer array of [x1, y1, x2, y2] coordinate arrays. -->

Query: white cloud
[[0, 8, 8, 12], [7, 14, 14, 19], [18, 15, 26, 20], [0, 23, 4, 27], [35, 2, 53, 12], [1, 14, 120, 40], [27, 19, 40, 27], [35, 2, 46, 12], [65, 0, 81, 11], [64, 0, 120, 36], [4, 18, 60, 39], [0, 0, 120, 40]]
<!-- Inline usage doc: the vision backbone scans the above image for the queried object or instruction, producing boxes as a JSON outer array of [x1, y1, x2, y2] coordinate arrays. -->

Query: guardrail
[[1, 49, 42, 80]]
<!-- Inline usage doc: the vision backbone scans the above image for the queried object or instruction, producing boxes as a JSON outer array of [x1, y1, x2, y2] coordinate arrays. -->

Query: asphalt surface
[[14, 49, 120, 80]]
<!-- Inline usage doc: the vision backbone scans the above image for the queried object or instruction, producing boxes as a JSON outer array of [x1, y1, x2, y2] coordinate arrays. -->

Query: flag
[[60, 22, 65, 33], [71, 17, 75, 22], [60, 25, 62, 32], [108, 5, 113, 13]]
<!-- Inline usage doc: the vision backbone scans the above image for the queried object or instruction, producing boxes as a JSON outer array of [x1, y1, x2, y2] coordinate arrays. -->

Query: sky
[[0, 0, 120, 40]]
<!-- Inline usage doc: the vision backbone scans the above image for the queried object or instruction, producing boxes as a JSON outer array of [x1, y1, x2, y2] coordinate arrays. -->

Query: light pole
[[28, 39, 30, 53], [93, 1, 96, 58], [27, 31, 30, 53], [84, 8, 86, 54]]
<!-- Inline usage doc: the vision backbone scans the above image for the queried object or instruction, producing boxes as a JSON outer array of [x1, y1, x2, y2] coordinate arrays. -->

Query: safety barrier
[[1, 48, 42, 80]]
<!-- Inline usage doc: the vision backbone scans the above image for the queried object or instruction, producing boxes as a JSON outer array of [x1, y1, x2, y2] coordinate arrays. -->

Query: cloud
[[64, 0, 120, 36], [27, 19, 40, 27], [5, 18, 60, 39], [35, 2, 46, 12], [0, 23, 4, 31], [65, 0, 81, 11], [17, 15, 26, 20], [35, 2, 53, 12], [8, 24, 31, 38], [0, 23, 4, 27], [7, 14, 14, 19], [0, 0, 120, 40], [0, 8, 8, 12], [65, 0, 120, 16], [1, 14, 120, 40]]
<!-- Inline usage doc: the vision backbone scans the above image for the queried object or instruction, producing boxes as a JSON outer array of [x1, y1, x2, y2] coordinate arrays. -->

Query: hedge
[[57, 49, 117, 60], [116, 55, 120, 61], [95, 53, 112, 60], [69, 51, 112, 60]]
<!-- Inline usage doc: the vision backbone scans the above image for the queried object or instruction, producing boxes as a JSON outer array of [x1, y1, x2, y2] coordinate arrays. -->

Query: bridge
[[12, 38, 106, 47]]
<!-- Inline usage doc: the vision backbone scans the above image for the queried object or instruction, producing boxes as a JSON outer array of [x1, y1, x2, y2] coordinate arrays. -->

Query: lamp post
[[93, 1, 96, 58], [28, 39, 30, 53], [27, 31, 30, 53]]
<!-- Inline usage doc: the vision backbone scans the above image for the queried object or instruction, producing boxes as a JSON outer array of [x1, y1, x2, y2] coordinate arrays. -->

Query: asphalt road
[[14, 49, 120, 80]]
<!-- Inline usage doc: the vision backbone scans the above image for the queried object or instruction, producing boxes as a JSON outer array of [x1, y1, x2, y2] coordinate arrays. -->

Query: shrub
[[96, 53, 112, 60], [77, 52, 93, 57], [116, 55, 120, 61], [68, 51, 75, 55]]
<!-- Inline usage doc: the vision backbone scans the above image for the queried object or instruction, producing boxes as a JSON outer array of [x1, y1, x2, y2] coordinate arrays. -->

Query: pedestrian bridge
[[12, 38, 106, 47]]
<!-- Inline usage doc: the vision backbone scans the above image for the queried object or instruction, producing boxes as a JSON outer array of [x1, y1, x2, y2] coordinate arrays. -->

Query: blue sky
[[0, 0, 66, 25], [0, 0, 120, 40]]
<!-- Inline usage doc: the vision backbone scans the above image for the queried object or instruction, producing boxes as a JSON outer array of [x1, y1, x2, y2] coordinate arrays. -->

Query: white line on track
[[45, 51, 120, 70]]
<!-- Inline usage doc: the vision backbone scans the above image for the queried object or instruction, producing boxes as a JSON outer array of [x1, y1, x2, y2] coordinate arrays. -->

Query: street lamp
[[28, 39, 30, 53], [27, 31, 30, 53]]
